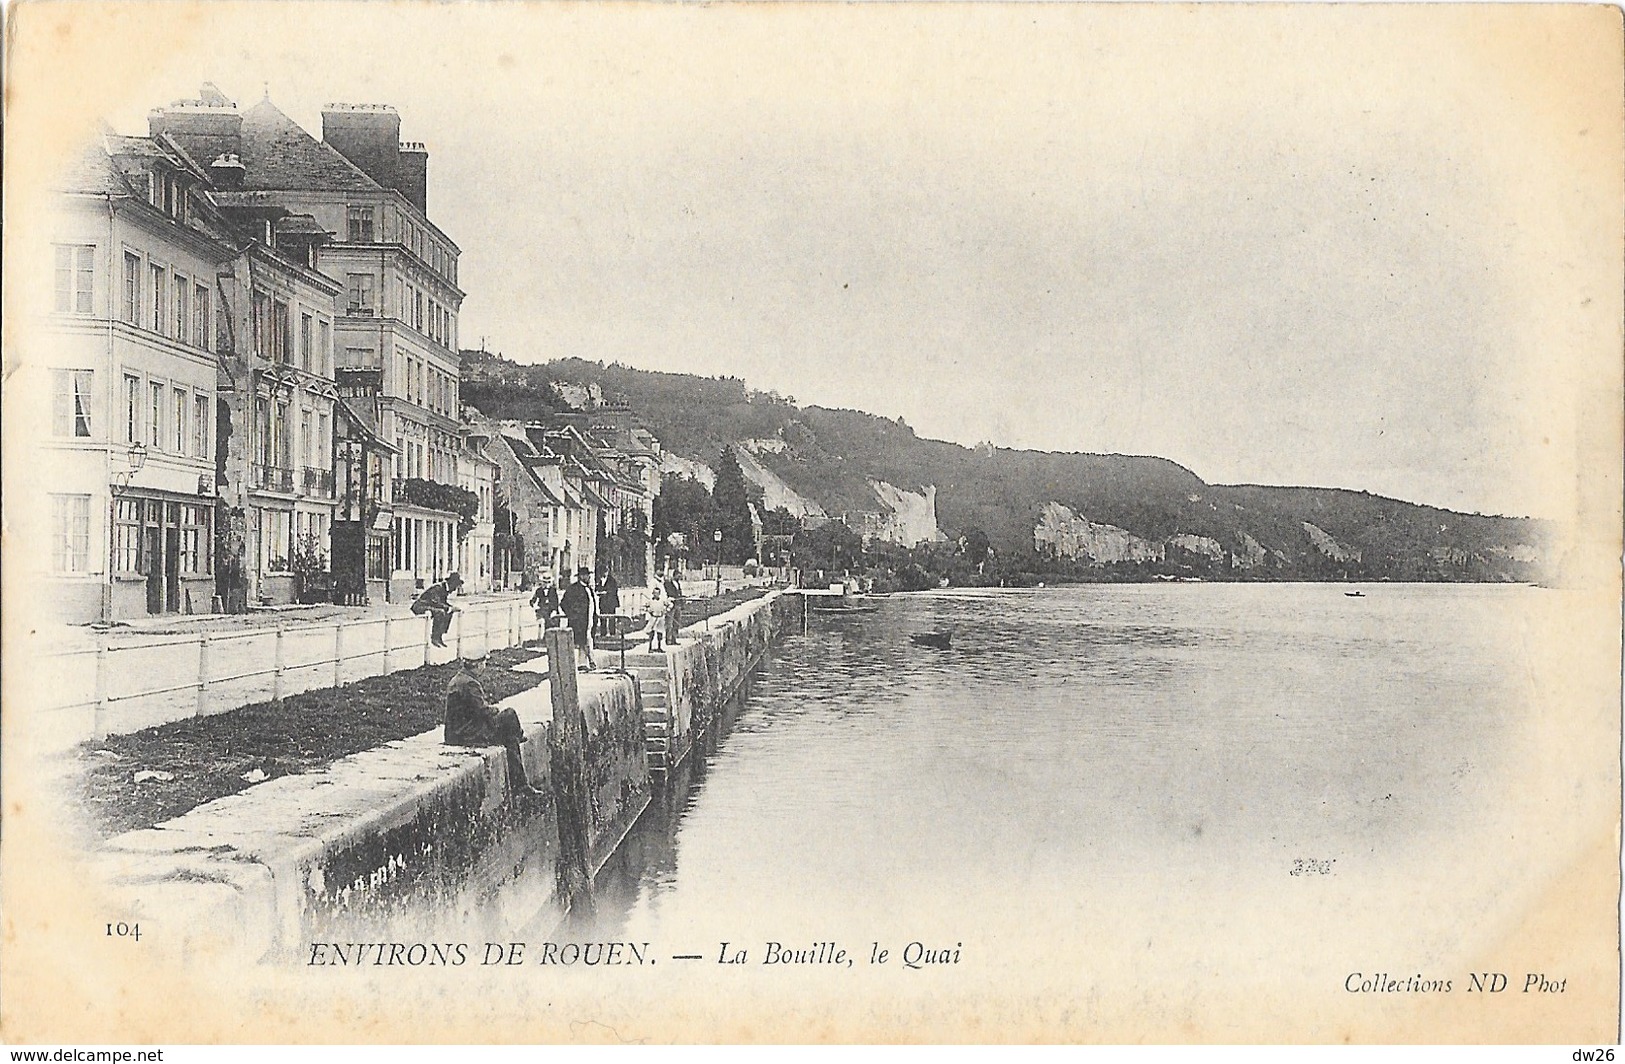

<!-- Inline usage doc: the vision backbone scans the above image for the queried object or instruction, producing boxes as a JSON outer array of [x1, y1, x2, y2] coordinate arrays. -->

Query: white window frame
[[53, 369, 94, 438]]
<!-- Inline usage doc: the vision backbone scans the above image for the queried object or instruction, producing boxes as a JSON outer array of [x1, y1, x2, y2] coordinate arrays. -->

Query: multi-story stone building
[[476, 417, 610, 586], [143, 90, 351, 608], [154, 85, 468, 600], [586, 401, 663, 582], [30, 134, 233, 621]]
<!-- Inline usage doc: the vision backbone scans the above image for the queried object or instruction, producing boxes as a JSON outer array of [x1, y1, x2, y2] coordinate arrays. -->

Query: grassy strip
[[76, 645, 542, 839], [75, 588, 770, 840]]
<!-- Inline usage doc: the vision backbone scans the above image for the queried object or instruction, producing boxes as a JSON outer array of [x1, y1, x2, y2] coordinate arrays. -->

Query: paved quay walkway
[[40, 574, 772, 651], [30, 578, 782, 750]]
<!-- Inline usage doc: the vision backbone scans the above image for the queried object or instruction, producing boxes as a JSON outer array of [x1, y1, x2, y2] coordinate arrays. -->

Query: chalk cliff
[[1168, 533, 1225, 561], [660, 453, 715, 489], [738, 445, 825, 518], [868, 480, 940, 547], [1302, 522, 1362, 564], [461, 350, 1550, 583], [1034, 503, 1165, 565]]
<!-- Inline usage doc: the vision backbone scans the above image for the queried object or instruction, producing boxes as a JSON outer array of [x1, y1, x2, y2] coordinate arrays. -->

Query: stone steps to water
[[634, 663, 674, 781]]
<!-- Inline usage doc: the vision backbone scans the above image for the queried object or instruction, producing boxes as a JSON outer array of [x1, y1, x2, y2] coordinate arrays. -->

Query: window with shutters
[[149, 381, 164, 449], [346, 274, 374, 316], [125, 374, 141, 444], [173, 387, 188, 454], [347, 206, 375, 243], [193, 284, 210, 348], [149, 263, 166, 334], [173, 274, 189, 342], [123, 253, 141, 324], [194, 394, 211, 457]]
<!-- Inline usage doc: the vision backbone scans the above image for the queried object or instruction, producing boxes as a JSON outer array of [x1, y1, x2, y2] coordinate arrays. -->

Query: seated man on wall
[[443, 654, 544, 797], [412, 572, 463, 648]]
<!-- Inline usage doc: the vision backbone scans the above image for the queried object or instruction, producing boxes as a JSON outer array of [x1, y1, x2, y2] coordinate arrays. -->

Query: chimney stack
[[396, 142, 428, 213], [322, 103, 431, 214], [148, 85, 241, 155]]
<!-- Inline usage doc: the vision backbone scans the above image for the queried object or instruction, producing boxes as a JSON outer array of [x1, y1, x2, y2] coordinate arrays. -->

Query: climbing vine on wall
[[395, 478, 481, 538]]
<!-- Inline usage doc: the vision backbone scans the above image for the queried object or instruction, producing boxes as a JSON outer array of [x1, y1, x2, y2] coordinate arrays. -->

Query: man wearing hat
[[443, 654, 543, 798], [411, 572, 463, 648], [559, 566, 597, 671], [530, 572, 561, 636]]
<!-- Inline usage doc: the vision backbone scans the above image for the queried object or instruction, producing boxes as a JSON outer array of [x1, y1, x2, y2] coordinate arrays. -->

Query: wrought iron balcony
[[302, 467, 335, 497], [252, 463, 295, 493]]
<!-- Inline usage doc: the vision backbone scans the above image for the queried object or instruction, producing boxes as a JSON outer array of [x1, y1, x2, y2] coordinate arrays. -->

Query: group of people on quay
[[526, 567, 685, 670], [437, 566, 692, 799]]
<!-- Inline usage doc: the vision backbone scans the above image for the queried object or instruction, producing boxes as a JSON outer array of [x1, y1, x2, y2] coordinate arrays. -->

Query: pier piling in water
[[545, 626, 596, 919]]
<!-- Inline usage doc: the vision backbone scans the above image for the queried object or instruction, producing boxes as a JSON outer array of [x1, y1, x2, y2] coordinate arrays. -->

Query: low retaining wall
[[41, 598, 552, 751], [92, 591, 794, 960]]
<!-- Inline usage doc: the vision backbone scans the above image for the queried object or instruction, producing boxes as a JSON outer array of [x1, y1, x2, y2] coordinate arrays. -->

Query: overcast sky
[[30, 3, 1620, 519]]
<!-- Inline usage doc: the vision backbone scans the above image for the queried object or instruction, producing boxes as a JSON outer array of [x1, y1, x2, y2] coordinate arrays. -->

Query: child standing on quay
[[644, 585, 669, 652]]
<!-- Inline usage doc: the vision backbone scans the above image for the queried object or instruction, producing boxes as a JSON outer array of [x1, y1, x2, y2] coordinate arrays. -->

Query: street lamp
[[713, 528, 723, 597], [105, 442, 149, 621]]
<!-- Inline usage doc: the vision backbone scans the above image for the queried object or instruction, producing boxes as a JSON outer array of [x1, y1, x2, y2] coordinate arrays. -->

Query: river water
[[581, 583, 1613, 1037]]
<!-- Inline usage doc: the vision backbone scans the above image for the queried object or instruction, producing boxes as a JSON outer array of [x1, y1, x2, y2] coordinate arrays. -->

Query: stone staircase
[[619, 652, 675, 783]]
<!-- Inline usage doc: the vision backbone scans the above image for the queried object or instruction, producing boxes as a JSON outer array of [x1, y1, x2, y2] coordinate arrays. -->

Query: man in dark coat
[[411, 572, 462, 647], [560, 566, 596, 671], [443, 655, 543, 797], [662, 569, 683, 647], [530, 572, 561, 635], [596, 572, 621, 638]]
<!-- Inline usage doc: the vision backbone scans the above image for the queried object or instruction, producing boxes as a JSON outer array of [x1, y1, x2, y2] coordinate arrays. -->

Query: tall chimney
[[148, 85, 241, 154], [321, 103, 402, 191], [396, 143, 428, 213]]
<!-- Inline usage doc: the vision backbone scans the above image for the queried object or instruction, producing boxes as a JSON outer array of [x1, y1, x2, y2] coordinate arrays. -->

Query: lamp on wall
[[114, 441, 148, 492]]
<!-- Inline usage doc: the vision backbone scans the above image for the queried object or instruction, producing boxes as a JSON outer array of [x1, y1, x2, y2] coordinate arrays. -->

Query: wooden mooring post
[[545, 626, 595, 919]]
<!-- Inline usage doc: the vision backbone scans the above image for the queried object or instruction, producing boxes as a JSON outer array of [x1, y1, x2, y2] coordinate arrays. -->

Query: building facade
[[153, 85, 470, 601], [32, 135, 231, 622]]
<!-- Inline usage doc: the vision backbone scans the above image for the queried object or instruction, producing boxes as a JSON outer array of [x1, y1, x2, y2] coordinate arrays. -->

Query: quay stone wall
[[661, 590, 800, 770], [90, 589, 797, 961]]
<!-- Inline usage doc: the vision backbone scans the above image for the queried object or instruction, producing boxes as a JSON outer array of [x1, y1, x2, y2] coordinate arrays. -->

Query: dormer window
[[148, 171, 182, 218]]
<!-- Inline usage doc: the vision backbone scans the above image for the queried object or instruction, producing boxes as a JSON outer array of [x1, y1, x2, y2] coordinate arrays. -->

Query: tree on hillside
[[959, 528, 992, 571], [713, 446, 755, 564]]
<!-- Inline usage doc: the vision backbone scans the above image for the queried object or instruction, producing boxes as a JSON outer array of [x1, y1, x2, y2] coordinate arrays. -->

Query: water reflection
[[587, 584, 1533, 940]]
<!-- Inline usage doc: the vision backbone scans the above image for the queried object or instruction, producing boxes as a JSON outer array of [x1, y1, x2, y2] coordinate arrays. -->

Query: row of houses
[[27, 83, 660, 624]]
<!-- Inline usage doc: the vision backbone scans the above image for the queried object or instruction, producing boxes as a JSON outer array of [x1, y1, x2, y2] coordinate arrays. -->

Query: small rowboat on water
[[811, 600, 881, 614]]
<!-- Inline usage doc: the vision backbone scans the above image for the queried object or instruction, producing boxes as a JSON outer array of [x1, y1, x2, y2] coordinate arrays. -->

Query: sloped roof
[[106, 134, 175, 158], [62, 135, 244, 248], [529, 478, 565, 507], [333, 397, 398, 454], [164, 98, 386, 194], [59, 139, 134, 196], [241, 99, 385, 192]]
